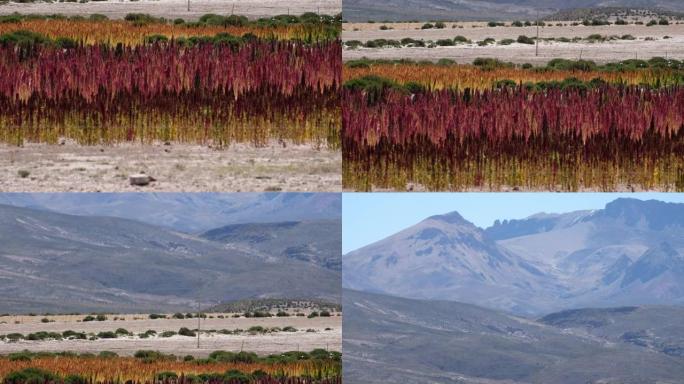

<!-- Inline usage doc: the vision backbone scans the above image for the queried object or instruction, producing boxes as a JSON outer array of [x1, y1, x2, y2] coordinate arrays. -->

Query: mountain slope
[[540, 305, 684, 357], [201, 220, 342, 271], [0, 193, 341, 233], [343, 0, 684, 22], [344, 290, 684, 384], [343, 212, 560, 314], [344, 198, 684, 315], [0, 204, 341, 313]]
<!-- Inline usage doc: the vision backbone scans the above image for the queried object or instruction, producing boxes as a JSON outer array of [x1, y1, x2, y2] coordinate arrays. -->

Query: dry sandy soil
[[0, 142, 340, 192], [0, 313, 342, 356], [0, 0, 341, 19], [343, 22, 684, 64]]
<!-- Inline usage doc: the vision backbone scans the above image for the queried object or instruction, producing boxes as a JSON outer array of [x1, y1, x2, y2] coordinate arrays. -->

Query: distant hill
[[547, 6, 684, 20], [201, 220, 342, 271], [344, 198, 684, 315], [344, 289, 684, 384], [206, 298, 342, 313], [343, 1, 684, 22], [0, 193, 341, 233], [0, 204, 341, 314]]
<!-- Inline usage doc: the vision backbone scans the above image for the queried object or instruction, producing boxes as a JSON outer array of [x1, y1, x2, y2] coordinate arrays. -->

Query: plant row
[[344, 33, 659, 49], [0, 14, 341, 45], [343, 59, 684, 91], [342, 85, 684, 191], [0, 350, 341, 383], [1, 324, 333, 342], [0, 40, 341, 147]]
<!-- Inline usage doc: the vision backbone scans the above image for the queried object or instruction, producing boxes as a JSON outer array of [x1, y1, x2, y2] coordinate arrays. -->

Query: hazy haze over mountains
[[344, 198, 684, 315], [0, 193, 341, 233], [0, 199, 341, 313], [343, 0, 684, 22]]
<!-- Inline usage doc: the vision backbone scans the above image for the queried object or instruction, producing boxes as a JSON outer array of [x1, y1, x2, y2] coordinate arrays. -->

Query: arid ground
[[0, 142, 340, 192], [0, 0, 341, 20], [0, 313, 342, 357], [343, 22, 684, 64]]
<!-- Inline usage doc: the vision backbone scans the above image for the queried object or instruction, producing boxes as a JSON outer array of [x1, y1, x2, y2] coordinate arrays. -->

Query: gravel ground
[[0, 142, 341, 192], [0, 0, 341, 19], [343, 22, 684, 64], [0, 314, 342, 356]]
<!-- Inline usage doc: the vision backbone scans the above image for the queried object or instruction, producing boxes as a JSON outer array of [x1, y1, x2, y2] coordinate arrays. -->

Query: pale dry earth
[[0, 0, 341, 19], [343, 22, 684, 64], [0, 142, 341, 192], [0, 314, 342, 356]]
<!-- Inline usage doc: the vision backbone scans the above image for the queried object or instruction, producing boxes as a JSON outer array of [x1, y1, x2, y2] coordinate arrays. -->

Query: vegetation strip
[[342, 60, 684, 191]]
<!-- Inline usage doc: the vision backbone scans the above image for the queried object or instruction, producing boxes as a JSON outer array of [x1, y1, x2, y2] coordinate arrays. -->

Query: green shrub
[[64, 374, 88, 384], [3, 368, 56, 384], [97, 331, 117, 339], [223, 370, 249, 383], [134, 350, 175, 362], [155, 372, 178, 380], [62, 330, 87, 339], [89, 14, 108, 21], [8, 352, 32, 362], [144, 34, 168, 44], [178, 327, 196, 337], [453, 35, 470, 44], [6, 333, 24, 341], [517, 35, 534, 45], [98, 351, 118, 359], [0, 30, 49, 47]]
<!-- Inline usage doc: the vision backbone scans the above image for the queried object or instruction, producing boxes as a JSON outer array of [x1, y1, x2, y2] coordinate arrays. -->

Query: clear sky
[[342, 193, 684, 253]]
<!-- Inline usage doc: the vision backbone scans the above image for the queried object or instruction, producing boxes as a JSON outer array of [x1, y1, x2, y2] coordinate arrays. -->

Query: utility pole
[[196, 299, 201, 349], [187, 0, 190, 12], [535, 10, 540, 57]]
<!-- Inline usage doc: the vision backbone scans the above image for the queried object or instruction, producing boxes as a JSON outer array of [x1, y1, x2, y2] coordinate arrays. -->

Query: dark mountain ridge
[[343, 1, 684, 22], [344, 289, 684, 384], [0, 204, 341, 313]]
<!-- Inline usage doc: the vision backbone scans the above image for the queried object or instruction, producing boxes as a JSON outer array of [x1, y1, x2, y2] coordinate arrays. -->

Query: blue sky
[[342, 193, 684, 253]]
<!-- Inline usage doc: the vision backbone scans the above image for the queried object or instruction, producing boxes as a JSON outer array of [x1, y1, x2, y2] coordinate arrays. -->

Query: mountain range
[[0, 193, 341, 233], [343, 1, 684, 22], [0, 202, 341, 313], [344, 198, 684, 315], [344, 289, 684, 384]]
